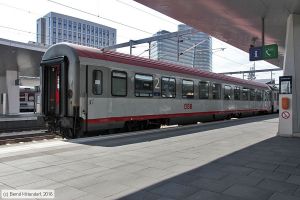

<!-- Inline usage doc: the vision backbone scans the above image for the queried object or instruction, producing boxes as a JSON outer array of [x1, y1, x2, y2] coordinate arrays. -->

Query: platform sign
[[278, 76, 293, 137], [249, 47, 263, 61], [249, 44, 278, 61], [263, 44, 278, 60]]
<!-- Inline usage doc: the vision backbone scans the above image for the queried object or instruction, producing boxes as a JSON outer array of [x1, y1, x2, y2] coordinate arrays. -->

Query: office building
[[37, 12, 116, 48], [150, 24, 212, 71]]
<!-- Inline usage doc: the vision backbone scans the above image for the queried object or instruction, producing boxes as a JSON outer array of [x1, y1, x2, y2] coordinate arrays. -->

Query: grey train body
[[41, 43, 278, 138]]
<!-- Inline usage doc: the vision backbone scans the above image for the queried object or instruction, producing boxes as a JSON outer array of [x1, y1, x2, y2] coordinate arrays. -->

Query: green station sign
[[249, 44, 278, 61], [263, 44, 278, 59]]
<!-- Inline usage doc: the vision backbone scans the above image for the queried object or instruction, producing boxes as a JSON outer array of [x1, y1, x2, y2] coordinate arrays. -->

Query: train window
[[256, 90, 263, 101], [135, 74, 153, 97], [224, 85, 232, 100], [199, 81, 209, 99], [212, 83, 221, 99], [111, 71, 127, 97], [234, 86, 241, 100], [267, 91, 272, 101], [264, 91, 268, 101], [161, 77, 176, 98], [182, 80, 194, 98], [250, 89, 256, 101], [92, 70, 102, 95], [242, 88, 249, 100]]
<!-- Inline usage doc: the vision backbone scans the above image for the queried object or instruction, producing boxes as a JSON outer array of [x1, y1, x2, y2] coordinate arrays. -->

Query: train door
[[264, 91, 270, 112], [223, 85, 234, 115], [84, 65, 104, 132], [41, 57, 68, 118], [273, 91, 279, 112]]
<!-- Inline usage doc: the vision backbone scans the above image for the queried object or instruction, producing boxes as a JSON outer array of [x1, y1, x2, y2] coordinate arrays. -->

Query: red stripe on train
[[86, 109, 267, 124]]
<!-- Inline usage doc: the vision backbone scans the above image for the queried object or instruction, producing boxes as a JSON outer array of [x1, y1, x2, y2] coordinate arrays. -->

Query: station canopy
[[0, 38, 46, 77], [135, 0, 300, 68]]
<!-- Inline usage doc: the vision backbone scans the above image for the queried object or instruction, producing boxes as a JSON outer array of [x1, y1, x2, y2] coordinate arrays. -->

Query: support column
[[278, 14, 300, 136], [6, 70, 20, 114], [0, 75, 7, 115]]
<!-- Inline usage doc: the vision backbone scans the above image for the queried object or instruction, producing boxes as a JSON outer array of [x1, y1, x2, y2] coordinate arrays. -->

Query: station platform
[[0, 113, 44, 133], [1, 114, 299, 200]]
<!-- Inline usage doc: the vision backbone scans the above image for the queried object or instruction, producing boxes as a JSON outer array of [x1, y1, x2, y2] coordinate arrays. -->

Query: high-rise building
[[36, 12, 116, 48], [150, 24, 212, 71]]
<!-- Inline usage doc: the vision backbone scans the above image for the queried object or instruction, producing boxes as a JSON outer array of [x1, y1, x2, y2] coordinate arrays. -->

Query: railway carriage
[[41, 43, 275, 138]]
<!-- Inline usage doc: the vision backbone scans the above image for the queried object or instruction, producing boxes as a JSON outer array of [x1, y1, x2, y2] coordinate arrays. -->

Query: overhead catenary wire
[[213, 52, 245, 66], [0, 25, 36, 36], [0, 2, 40, 16], [0, 1, 180, 49], [0, 0, 263, 70], [115, 0, 178, 25], [47, 0, 154, 35], [0, 1, 153, 42], [0, 23, 139, 46]]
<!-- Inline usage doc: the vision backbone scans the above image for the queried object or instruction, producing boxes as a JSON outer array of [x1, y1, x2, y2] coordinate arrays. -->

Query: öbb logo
[[184, 104, 192, 110]]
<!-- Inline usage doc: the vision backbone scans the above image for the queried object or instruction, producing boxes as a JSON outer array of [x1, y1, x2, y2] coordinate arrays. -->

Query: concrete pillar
[[0, 75, 7, 115], [6, 70, 20, 114], [279, 14, 300, 136]]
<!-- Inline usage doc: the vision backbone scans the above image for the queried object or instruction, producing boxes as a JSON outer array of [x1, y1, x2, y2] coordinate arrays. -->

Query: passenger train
[[40, 43, 278, 138]]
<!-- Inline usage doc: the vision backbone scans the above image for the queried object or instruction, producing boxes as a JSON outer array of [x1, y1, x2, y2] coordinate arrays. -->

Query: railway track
[[0, 131, 61, 145], [0, 126, 46, 133]]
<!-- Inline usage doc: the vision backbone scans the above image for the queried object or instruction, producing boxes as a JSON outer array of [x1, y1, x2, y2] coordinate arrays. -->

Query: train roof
[[46, 43, 270, 89]]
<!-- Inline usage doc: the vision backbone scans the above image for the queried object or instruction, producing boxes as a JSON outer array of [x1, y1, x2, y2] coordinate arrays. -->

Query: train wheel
[[125, 121, 135, 132], [139, 121, 148, 130], [62, 128, 75, 139]]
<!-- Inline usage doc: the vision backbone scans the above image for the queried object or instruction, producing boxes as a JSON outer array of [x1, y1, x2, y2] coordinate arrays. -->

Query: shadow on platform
[[75, 114, 278, 148], [118, 136, 300, 200]]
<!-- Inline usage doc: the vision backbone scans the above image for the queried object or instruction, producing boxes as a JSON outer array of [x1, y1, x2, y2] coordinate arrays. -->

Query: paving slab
[[257, 179, 298, 194], [185, 190, 240, 200], [149, 182, 198, 199], [249, 169, 290, 181], [49, 185, 87, 200], [268, 192, 300, 200], [287, 175, 300, 185], [219, 174, 263, 187], [190, 177, 234, 193], [81, 180, 129, 199], [223, 184, 273, 200]]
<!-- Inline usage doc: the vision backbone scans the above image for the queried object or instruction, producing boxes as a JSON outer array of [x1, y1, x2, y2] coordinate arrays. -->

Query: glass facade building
[[150, 24, 212, 71], [36, 12, 116, 48]]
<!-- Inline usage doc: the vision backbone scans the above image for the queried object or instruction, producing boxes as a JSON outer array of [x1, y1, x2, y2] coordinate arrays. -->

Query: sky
[[0, 0, 282, 82]]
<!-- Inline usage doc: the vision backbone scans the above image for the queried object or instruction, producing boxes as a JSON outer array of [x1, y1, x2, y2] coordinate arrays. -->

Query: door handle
[[89, 99, 94, 105]]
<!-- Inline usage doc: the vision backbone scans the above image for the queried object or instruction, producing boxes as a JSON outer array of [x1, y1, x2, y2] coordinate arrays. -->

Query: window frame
[[182, 79, 194, 99], [111, 70, 127, 97], [234, 86, 241, 100], [250, 89, 256, 101], [212, 83, 221, 100], [161, 76, 176, 98], [224, 85, 232, 100], [63, 19, 67, 29], [242, 88, 249, 101], [92, 70, 103, 95], [256, 90, 263, 101], [199, 81, 210, 99], [134, 73, 154, 97], [68, 20, 72, 30]]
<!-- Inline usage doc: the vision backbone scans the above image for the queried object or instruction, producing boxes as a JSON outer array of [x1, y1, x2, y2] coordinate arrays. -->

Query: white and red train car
[[41, 43, 276, 138]]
